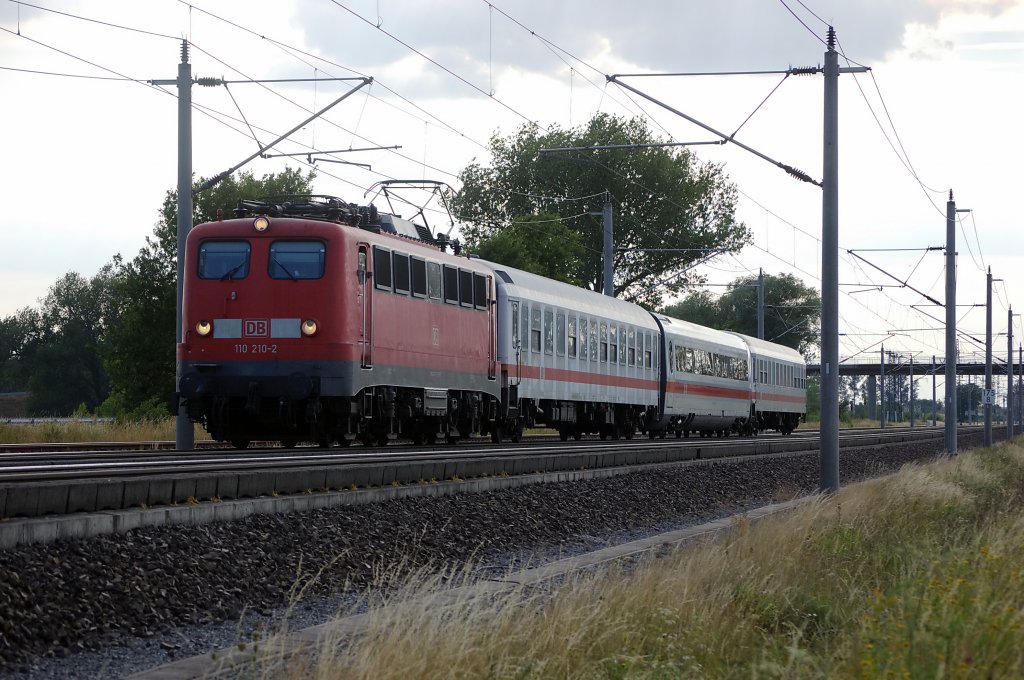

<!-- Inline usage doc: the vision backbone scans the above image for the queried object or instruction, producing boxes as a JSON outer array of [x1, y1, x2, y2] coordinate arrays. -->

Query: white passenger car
[[487, 263, 662, 440], [728, 332, 806, 434], [654, 314, 753, 437]]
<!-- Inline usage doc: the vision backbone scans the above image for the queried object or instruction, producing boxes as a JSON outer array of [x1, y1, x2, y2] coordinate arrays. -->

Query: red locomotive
[[179, 196, 500, 447]]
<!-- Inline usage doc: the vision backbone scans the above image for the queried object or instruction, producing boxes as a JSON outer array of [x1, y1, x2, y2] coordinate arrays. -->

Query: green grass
[[248, 439, 1024, 679]]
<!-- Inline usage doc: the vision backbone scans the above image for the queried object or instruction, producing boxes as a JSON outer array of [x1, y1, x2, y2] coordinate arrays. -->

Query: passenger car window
[[567, 316, 577, 358], [543, 310, 554, 355], [269, 241, 325, 280], [199, 240, 250, 280], [512, 301, 520, 348], [531, 306, 542, 353], [556, 312, 565, 357]]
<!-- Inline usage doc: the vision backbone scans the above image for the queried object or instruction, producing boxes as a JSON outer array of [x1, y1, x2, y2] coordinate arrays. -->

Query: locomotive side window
[[411, 257, 427, 297], [618, 327, 626, 365], [556, 312, 565, 357], [644, 334, 652, 369], [599, 323, 608, 363], [427, 262, 442, 301], [531, 306, 542, 353], [543, 310, 554, 355], [608, 325, 617, 365], [373, 246, 392, 291], [459, 269, 474, 308], [199, 240, 250, 280], [269, 241, 325, 280], [627, 328, 635, 366], [443, 265, 459, 304], [392, 252, 410, 295], [567, 316, 577, 358], [580, 318, 589, 361], [473, 273, 488, 311]]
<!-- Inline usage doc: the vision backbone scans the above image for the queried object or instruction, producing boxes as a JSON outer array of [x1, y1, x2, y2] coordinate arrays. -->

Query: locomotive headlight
[[253, 216, 270, 232], [301, 319, 319, 336], [195, 320, 213, 336]]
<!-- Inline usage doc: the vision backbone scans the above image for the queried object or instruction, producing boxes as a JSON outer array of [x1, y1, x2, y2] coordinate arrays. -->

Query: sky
[[2, 0, 1022, 399]]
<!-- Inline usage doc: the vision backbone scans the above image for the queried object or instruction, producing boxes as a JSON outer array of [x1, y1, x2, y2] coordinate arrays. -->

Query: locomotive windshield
[[269, 241, 325, 280], [199, 241, 250, 280]]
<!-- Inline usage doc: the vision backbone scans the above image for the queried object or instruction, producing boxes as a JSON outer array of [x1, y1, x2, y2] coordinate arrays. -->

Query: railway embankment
[[0, 429, 989, 676]]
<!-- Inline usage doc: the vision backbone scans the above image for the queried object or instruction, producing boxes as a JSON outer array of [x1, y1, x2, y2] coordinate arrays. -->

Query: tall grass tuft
[[250, 440, 1024, 679]]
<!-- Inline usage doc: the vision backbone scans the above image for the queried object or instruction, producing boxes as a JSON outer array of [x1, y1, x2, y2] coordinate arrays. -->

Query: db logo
[[244, 319, 269, 337]]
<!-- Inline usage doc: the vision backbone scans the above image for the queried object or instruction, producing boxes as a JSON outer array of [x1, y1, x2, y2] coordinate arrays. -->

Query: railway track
[[0, 425, 953, 483], [0, 426, 974, 532]]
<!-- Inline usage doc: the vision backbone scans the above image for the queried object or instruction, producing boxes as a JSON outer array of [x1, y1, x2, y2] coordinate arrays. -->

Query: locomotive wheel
[[280, 439, 297, 449], [338, 437, 352, 447], [231, 439, 250, 450], [675, 430, 681, 439], [624, 428, 633, 440], [319, 438, 331, 448], [447, 435, 460, 445], [490, 425, 503, 443], [573, 429, 582, 441], [648, 430, 656, 440], [559, 427, 569, 442], [510, 420, 523, 443]]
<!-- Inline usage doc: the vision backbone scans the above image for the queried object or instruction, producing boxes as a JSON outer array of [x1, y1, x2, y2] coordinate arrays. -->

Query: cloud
[[292, 0, 1021, 99]]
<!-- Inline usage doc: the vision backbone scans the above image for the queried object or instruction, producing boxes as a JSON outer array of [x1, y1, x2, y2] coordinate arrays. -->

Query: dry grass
[[245, 439, 1024, 679], [0, 418, 206, 444]]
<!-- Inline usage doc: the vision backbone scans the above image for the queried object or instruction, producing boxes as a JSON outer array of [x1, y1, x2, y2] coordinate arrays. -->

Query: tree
[[956, 382, 983, 424], [0, 308, 41, 393], [21, 269, 115, 414], [103, 167, 316, 416], [452, 114, 749, 308], [661, 272, 821, 355], [472, 214, 588, 286]]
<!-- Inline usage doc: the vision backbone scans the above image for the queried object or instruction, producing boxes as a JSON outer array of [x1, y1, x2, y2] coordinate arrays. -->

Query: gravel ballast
[[0, 433, 987, 677]]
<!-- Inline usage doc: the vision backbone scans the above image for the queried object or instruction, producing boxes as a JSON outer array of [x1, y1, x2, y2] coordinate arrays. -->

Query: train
[[177, 196, 806, 448]]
